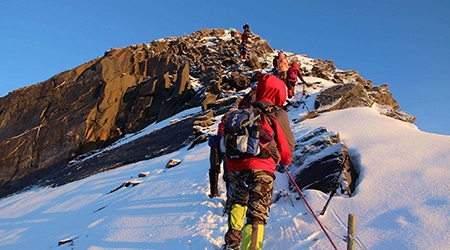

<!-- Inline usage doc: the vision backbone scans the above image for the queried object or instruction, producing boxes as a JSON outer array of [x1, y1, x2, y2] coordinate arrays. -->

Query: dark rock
[[166, 159, 181, 169], [288, 127, 358, 196]]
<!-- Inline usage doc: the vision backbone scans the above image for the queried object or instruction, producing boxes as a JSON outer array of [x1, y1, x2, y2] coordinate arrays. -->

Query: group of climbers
[[207, 23, 310, 250], [276, 51, 307, 98]]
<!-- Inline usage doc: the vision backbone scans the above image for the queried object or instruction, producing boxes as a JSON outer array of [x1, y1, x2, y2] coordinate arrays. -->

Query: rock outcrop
[[289, 127, 358, 196], [314, 83, 416, 123]]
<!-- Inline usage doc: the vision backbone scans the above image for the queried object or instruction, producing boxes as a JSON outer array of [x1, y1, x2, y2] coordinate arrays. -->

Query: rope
[[282, 165, 339, 250]]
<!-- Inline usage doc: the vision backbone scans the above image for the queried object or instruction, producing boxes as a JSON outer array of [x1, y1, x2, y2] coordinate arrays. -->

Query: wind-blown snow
[[1, 82, 449, 250]]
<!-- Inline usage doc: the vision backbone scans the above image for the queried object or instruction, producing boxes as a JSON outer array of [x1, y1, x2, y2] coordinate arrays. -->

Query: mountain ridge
[[0, 28, 413, 198]]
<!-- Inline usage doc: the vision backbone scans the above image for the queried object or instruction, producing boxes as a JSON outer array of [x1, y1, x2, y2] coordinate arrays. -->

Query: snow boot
[[221, 242, 240, 250]]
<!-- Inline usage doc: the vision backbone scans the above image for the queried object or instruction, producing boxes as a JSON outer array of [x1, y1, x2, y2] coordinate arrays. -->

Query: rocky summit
[[0, 28, 414, 198]]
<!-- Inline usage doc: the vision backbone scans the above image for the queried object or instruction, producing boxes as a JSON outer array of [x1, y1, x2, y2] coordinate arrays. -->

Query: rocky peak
[[0, 28, 413, 198]]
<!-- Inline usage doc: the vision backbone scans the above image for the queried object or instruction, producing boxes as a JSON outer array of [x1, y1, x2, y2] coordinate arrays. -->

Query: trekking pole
[[320, 188, 337, 216], [297, 83, 310, 111], [320, 155, 349, 216], [282, 165, 339, 250]]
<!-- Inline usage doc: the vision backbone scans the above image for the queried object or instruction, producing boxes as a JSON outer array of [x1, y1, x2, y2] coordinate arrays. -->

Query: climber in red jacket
[[286, 61, 307, 98], [222, 72, 295, 250]]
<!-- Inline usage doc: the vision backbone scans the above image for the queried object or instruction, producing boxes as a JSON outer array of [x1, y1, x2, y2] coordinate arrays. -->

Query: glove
[[276, 164, 287, 173], [208, 135, 220, 147]]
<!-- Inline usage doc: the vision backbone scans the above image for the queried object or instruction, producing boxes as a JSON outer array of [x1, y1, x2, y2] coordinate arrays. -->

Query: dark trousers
[[209, 143, 229, 197]]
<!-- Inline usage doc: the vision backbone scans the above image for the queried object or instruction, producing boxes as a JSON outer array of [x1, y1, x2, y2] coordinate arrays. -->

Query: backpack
[[287, 68, 298, 82], [220, 107, 273, 160]]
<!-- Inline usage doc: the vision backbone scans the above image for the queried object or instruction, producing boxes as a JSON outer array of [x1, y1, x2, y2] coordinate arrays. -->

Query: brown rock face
[[315, 83, 399, 111], [0, 28, 275, 197]]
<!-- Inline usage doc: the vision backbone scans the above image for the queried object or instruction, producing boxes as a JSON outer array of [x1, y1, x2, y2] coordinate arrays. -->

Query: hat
[[255, 74, 286, 107]]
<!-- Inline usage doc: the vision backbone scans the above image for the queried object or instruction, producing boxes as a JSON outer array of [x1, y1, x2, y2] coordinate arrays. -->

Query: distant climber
[[277, 51, 289, 82], [229, 27, 241, 45], [241, 23, 252, 44], [272, 54, 279, 76], [286, 61, 307, 98]]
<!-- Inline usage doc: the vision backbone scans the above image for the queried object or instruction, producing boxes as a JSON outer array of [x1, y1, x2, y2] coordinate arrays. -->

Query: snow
[[1, 83, 450, 250]]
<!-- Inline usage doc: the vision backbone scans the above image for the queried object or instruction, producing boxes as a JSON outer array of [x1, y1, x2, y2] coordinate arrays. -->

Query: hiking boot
[[208, 192, 218, 198], [221, 243, 240, 250], [222, 198, 232, 215]]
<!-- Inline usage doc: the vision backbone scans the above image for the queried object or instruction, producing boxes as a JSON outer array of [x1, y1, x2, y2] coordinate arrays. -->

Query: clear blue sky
[[1, 1, 449, 135]]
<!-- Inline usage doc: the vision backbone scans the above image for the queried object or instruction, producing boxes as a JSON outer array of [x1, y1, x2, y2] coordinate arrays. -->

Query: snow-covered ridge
[[1, 79, 449, 249]]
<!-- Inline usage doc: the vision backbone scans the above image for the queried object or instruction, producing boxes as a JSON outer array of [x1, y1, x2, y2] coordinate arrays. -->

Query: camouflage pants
[[224, 169, 275, 248]]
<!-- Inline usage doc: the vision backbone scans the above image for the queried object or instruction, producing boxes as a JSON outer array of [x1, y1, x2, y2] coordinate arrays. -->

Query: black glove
[[276, 164, 286, 173]]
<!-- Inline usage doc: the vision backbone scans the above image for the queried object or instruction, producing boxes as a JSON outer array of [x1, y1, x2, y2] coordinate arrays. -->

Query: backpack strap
[[240, 112, 261, 128]]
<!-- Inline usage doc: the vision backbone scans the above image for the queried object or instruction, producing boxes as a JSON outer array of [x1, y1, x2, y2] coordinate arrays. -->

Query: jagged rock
[[138, 172, 150, 177], [314, 83, 415, 123], [314, 83, 373, 111], [202, 93, 217, 111], [367, 84, 400, 109], [107, 179, 143, 194], [246, 55, 262, 69], [310, 59, 372, 87], [294, 110, 319, 123], [206, 79, 222, 95], [166, 159, 181, 169], [58, 237, 78, 246], [374, 104, 417, 123], [193, 112, 215, 127], [288, 127, 358, 195]]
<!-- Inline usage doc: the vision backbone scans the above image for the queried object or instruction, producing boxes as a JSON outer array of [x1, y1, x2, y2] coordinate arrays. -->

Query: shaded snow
[[1, 83, 450, 250]]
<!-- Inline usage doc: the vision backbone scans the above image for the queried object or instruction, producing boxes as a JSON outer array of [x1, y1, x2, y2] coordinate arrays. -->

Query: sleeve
[[297, 69, 306, 83], [217, 121, 224, 137], [268, 114, 293, 165]]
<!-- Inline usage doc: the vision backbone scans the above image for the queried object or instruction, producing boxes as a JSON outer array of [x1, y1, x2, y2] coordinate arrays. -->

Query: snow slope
[[1, 82, 449, 250]]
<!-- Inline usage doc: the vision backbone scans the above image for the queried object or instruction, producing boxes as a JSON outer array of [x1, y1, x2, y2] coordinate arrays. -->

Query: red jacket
[[286, 61, 306, 83], [226, 74, 294, 174]]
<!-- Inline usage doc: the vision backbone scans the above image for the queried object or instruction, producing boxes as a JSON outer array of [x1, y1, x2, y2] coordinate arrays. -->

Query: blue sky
[[1, 0, 449, 135]]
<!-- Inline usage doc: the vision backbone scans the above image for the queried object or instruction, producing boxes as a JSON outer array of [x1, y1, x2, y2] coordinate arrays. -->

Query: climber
[[229, 27, 241, 45], [272, 54, 279, 76], [241, 23, 252, 44], [286, 61, 307, 98], [208, 116, 230, 199], [221, 73, 295, 250], [277, 51, 289, 83]]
